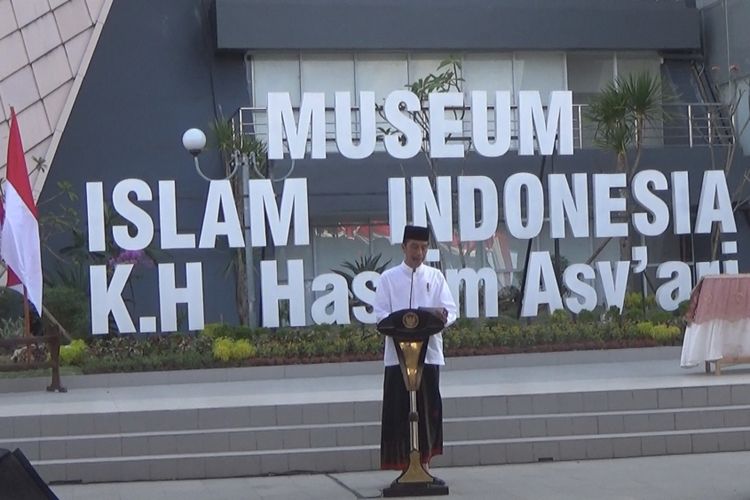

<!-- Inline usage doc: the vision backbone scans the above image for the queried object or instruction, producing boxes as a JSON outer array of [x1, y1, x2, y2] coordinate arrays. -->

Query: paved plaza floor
[[3, 347, 748, 499], [52, 451, 750, 499], [0, 347, 736, 420]]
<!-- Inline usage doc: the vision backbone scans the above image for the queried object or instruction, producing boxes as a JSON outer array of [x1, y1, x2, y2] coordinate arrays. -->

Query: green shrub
[[44, 285, 90, 339], [631, 321, 681, 345], [81, 334, 212, 373], [576, 309, 601, 323], [232, 339, 256, 359], [80, 349, 213, 374], [0, 289, 23, 322], [650, 324, 681, 344], [635, 321, 653, 338], [60, 339, 87, 366], [62, 312, 687, 375], [212, 337, 234, 362], [201, 323, 234, 340], [622, 292, 682, 324], [211, 337, 256, 362], [201, 323, 258, 341], [0, 317, 23, 340]]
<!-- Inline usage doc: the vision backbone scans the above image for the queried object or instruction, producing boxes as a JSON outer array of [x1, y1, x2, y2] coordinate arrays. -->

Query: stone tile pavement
[[52, 451, 750, 500]]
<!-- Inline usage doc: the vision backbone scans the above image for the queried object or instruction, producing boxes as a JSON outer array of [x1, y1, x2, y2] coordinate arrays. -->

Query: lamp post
[[182, 128, 241, 181], [182, 127, 256, 327]]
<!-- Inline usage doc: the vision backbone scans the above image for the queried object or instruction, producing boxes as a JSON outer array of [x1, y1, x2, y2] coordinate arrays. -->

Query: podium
[[377, 308, 449, 497]]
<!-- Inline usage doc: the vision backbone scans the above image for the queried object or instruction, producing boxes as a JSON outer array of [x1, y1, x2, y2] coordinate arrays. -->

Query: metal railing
[[0, 327, 66, 392], [230, 102, 735, 153]]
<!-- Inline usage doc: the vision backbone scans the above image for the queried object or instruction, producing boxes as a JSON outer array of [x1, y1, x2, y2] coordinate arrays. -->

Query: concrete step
[[30, 425, 750, 483], [2, 350, 749, 484], [0, 422, 382, 462], [2, 384, 750, 484], [4, 383, 749, 440], [5, 404, 750, 464]]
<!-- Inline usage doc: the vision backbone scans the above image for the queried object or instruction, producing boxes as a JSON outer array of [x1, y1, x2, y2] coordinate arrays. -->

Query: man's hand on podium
[[418, 307, 448, 325], [437, 308, 448, 324]]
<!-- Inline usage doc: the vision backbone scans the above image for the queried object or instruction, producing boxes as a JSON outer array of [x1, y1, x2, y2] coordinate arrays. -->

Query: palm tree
[[585, 71, 668, 266], [588, 71, 665, 181], [334, 254, 391, 323]]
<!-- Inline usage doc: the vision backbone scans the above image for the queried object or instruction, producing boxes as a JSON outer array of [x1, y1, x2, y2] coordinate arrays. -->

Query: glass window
[[300, 54, 355, 150], [539, 221, 594, 268], [567, 54, 615, 147], [616, 53, 661, 80], [251, 51, 577, 153], [462, 53, 514, 146], [370, 223, 404, 270], [487, 225, 527, 288], [567, 54, 614, 101], [567, 53, 615, 148], [355, 53, 409, 105], [273, 245, 314, 280], [724, 79, 750, 155], [408, 54, 451, 86], [617, 54, 664, 147], [355, 54, 409, 151], [463, 53, 514, 100], [513, 52, 567, 104], [252, 53, 301, 106], [641, 228, 682, 263], [313, 224, 371, 276], [300, 54, 355, 106], [592, 236, 621, 264], [250, 53, 301, 141]]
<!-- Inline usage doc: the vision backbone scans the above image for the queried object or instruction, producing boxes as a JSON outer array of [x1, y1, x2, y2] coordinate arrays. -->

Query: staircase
[[1, 348, 749, 483]]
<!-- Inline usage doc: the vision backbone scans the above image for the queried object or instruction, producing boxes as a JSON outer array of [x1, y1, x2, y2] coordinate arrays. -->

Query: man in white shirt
[[374, 225, 457, 474]]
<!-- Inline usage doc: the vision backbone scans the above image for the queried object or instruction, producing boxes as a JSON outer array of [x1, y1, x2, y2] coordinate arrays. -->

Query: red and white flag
[[0, 198, 23, 291], [1, 107, 42, 315]]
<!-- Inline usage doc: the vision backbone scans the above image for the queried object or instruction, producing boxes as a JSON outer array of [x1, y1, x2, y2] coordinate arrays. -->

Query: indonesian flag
[[1, 108, 42, 315], [0, 199, 23, 291]]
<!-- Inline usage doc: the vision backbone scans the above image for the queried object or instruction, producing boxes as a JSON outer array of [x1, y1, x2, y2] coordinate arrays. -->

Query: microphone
[[408, 268, 415, 309]]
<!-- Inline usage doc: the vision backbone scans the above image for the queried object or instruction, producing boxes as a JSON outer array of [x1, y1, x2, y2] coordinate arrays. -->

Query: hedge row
[[59, 305, 685, 374]]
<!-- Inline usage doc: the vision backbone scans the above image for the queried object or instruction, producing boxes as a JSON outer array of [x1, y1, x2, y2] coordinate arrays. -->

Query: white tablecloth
[[680, 318, 750, 368]]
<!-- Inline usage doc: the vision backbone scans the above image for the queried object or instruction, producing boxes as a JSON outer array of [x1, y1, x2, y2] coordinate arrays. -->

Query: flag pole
[[3, 106, 43, 334], [23, 285, 30, 337]]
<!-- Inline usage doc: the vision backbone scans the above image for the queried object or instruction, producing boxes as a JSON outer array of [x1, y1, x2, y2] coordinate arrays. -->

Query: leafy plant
[[212, 337, 256, 362], [0, 317, 23, 341], [42, 183, 167, 335], [201, 323, 238, 340], [333, 254, 391, 288], [17, 310, 689, 375], [377, 56, 467, 270], [44, 285, 90, 339], [585, 71, 674, 270], [60, 339, 87, 366], [407, 56, 464, 102], [587, 72, 670, 164], [0, 287, 22, 316], [332, 253, 391, 322], [212, 337, 234, 362], [232, 339, 256, 359], [207, 115, 273, 327], [210, 117, 269, 179]]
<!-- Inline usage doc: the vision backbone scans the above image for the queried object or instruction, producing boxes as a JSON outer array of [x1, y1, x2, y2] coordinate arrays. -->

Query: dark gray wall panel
[[39, 0, 746, 333], [216, 0, 700, 52], [292, 148, 744, 220], [42, 0, 250, 328], [702, 0, 750, 85]]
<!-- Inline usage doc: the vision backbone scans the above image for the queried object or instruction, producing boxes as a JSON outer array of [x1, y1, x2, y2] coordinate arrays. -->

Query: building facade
[[3, 0, 745, 333]]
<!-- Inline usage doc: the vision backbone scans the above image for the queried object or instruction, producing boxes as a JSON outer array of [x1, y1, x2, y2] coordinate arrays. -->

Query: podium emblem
[[402, 311, 419, 329]]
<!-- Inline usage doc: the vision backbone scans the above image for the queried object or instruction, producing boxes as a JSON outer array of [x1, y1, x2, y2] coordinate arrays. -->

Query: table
[[680, 274, 750, 374]]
